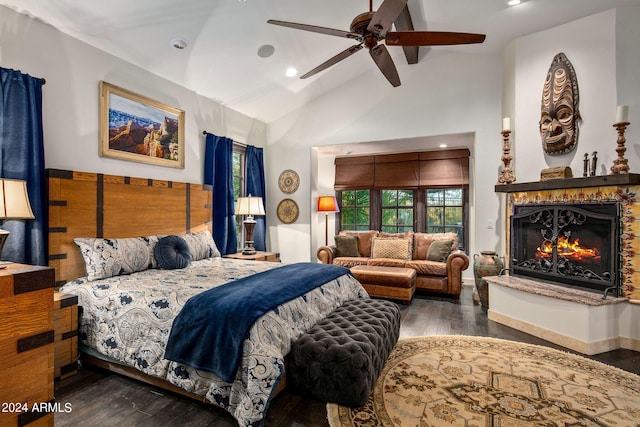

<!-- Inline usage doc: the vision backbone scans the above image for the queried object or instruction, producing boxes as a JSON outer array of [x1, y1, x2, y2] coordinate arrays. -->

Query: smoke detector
[[170, 38, 188, 50]]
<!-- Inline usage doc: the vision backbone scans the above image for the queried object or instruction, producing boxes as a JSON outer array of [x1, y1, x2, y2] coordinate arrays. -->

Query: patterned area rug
[[327, 336, 640, 426]]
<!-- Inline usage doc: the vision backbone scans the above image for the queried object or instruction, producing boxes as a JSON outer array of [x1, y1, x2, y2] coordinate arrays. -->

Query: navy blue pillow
[[155, 235, 192, 269]]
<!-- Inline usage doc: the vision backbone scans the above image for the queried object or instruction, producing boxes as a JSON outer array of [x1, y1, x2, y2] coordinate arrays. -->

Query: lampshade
[[0, 179, 35, 220], [235, 195, 265, 217], [317, 196, 339, 213]]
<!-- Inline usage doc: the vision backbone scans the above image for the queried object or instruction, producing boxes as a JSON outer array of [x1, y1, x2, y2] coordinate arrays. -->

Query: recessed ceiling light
[[439, 143, 448, 148], [507, 0, 522, 5], [286, 67, 298, 77]]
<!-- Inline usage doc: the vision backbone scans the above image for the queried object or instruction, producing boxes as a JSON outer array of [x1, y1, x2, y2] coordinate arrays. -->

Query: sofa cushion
[[405, 260, 448, 276], [335, 235, 360, 257], [426, 239, 453, 262], [338, 230, 379, 257], [334, 257, 370, 268], [367, 258, 407, 268], [379, 231, 414, 252], [371, 237, 411, 260], [413, 232, 459, 260]]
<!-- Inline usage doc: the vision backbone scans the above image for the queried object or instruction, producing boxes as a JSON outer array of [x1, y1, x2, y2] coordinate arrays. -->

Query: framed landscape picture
[[99, 81, 185, 168]]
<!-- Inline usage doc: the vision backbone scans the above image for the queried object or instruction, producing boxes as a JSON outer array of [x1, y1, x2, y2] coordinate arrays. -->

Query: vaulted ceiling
[[2, 0, 640, 122]]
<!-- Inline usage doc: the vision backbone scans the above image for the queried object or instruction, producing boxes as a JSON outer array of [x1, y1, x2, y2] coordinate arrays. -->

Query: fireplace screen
[[510, 203, 619, 294]]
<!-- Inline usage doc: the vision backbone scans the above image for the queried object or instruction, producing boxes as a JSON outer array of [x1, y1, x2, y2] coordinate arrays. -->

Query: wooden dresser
[[0, 264, 55, 426], [53, 292, 78, 380]]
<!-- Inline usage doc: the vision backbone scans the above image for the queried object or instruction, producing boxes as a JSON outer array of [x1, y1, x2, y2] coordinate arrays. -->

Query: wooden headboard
[[47, 169, 212, 287]]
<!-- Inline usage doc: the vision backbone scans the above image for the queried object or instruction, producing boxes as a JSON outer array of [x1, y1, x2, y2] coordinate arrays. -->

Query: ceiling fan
[[268, 0, 486, 87]]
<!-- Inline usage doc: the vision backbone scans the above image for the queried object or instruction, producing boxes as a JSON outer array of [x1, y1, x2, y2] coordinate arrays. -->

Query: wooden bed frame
[[47, 168, 212, 287], [45, 168, 227, 400]]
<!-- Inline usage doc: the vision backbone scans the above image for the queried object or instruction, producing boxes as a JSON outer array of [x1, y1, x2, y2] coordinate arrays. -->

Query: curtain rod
[[202, 130, 248, 147]]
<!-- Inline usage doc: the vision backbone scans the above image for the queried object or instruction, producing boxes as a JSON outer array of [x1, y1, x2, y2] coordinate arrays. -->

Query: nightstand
[[0, 263, 55, 426], [223, 251, 281, 262], [53, 292, 78, 380]]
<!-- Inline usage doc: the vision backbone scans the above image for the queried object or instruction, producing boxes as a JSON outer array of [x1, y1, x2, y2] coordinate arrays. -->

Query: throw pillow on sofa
[[371, 237, 412, 260], [426, 239, 454, 262], [334, 235, 360, 257]]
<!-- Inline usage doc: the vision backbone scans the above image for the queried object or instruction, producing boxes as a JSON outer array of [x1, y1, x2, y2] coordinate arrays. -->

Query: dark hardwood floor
[[54, 285, 640, 426]]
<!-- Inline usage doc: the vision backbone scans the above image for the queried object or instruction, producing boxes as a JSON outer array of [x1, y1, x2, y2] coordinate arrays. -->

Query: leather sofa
[[317, 230, 470, 298]]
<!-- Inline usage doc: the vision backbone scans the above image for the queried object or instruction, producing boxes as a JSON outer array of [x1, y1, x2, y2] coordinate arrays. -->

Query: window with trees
[[334, 149, 469, 250], [425, 188, 465, 247], [340, 190, 370, 230], [381, 190, 413, 233]]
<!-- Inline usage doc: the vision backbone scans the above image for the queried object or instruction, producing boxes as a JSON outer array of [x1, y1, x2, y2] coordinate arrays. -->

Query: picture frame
[[99, 81, 185, 168]]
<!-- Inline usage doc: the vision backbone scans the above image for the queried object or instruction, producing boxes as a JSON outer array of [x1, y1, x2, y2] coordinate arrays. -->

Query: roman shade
[[334, 149, 469, 190], [334, 156, 374, 190]]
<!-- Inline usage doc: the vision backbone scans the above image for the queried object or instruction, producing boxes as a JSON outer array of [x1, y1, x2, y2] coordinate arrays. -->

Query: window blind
[[334, 149, 469, 190]]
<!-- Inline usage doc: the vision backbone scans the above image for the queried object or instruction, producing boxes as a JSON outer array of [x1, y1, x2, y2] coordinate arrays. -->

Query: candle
[[616, 105, 629, 123], [502, 117, 511, 131]]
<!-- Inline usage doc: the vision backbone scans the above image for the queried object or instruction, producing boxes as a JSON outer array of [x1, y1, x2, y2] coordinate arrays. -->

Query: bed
[[47, 169, 367, 427]]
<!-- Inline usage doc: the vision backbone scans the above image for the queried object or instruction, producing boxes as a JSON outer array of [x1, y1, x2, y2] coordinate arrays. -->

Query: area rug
[[327, 336, 640, 426]]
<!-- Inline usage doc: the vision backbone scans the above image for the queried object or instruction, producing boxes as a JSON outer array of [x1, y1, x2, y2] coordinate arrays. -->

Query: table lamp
[[317, 196, 340, 246], [0, 178, 35, 261], [235, 195, 265, 255]]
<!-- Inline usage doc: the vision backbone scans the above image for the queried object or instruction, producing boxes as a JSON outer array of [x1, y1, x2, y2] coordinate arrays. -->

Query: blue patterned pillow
[[180, 230, 221, 260], [74, 235, 159, 281], [155, 235, 192, 269]]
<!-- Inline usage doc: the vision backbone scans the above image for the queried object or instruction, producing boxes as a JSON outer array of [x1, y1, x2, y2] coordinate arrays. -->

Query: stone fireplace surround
[[487, 174, 640, 355]]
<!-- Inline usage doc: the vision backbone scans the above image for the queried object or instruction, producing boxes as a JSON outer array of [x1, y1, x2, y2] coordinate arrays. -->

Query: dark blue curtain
[[245, 146, 266, 251], [204, 133, 237, 255], [0, 68, 46, 265]]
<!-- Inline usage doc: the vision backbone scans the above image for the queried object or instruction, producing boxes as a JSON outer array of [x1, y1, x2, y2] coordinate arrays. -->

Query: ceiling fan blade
[[268, 20, 362, 41], [369, 44, 401, 87], [300, 44, 364, 79], [367, 0, 408, 36], [385, 31, 486, 46], [393, 4, 418, 64]]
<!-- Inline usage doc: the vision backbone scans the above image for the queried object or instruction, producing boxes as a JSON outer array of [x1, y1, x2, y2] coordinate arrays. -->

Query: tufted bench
[[287, 298, 400, 407]]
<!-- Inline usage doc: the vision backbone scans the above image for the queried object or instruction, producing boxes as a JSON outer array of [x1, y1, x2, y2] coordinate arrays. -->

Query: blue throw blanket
[[164, 262, 350, 382]]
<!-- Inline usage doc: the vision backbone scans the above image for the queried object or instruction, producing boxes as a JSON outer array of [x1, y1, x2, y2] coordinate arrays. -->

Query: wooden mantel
[[495, 173, 640, 193]]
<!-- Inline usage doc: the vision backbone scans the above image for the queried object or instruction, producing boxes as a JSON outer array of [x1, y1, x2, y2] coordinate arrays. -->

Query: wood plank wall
[[47, 169, 212, 287]]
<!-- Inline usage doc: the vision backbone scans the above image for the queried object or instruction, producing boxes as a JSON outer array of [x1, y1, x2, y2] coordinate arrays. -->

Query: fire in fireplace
[[510, 203, 619, 295]]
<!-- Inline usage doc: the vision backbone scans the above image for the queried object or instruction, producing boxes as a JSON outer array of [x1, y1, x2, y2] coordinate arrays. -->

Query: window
[[426, 188, 465, 249], [334, 149, 469, 250], [381, 190, 413, 233], [232, 146, 246, 250], [340, 190, 370, 230], [337, 187, 468, 250]]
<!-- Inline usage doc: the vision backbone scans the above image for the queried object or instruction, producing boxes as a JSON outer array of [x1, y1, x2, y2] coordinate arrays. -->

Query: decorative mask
[[539, 53, 581, 155]]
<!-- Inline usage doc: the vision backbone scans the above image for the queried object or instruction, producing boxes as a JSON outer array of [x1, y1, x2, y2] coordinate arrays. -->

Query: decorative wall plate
[[277, 198, 299, 224], [278, 169, 300, 194]]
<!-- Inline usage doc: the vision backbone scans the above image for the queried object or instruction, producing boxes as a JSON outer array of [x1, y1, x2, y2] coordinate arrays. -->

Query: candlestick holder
[[610, 122, 630, 174], [498, 130, 515, 184]]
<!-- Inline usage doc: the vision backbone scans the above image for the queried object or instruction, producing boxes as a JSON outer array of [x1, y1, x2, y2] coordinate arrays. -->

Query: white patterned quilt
[[60, 257, 368, 426]]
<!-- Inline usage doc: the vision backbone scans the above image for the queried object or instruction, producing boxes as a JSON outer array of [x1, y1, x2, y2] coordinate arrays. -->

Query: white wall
[[508, 8, 640, 342], [267, 50, 503, 264], [513, 9, 637, 181], [0, 5, 266, 186]]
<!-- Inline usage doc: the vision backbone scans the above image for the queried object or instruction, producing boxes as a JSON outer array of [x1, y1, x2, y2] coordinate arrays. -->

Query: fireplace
[[510, 203, 619, 295]]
